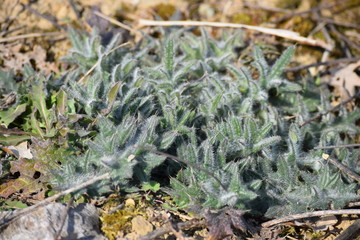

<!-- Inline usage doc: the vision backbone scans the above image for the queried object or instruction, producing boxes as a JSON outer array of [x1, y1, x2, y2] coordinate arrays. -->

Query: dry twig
[[314, 144, 360, 150], [329, 24, 360, 53], [68, 0, 82, 20], [299, 91, 360, 127], [0, 173, 110, 228], [0, 32, 65, 43], [284, 56, 360, 72], [262, 209, 360, 228], [322, 154, 360, 183], [138, 219, 207, 240]]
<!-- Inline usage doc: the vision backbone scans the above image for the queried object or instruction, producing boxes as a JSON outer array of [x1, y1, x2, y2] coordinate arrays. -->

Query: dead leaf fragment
[[204, 208, 253, 239], [132, 215, 153, 235], [312, 215, 338, 231], [0, 44, 59, 74], [7, 141, 33, 159], [124, 215, 154, 240]]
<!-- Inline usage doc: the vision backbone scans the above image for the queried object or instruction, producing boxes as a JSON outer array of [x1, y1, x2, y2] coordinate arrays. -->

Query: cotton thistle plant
[[51, 27, 360, 217]]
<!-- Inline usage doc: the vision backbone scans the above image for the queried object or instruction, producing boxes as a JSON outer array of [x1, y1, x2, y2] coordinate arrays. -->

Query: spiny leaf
[[210, 94, 222, 113], [254, 123, 273, 142], [253, 45, 269, 85], [67, 28, 84, 53], [121, 58, 137, 78], [268, 45, 295, 81], [253, 136, 281, 152], [159, 130, 178, 149], [164, 38, 174, 77]]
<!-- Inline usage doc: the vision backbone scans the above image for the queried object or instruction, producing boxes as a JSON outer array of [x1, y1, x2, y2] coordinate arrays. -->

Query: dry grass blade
[[78, 41, 132, 85], [138, 19, 333, 50]]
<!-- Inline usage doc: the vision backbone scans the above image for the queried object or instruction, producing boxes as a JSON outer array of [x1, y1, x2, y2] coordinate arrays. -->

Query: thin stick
[[93, 11, 140, 35], [311, 16, 360, 30], [322, 154, 360, 183], [299, 91, 360, 127], [0, 173, 110, 228], [262, 209, 360, 228], [138, 19, 332, 50], [0, 32, 65, 43], [312, 11, 331, 73], [284, 56, 360, 72], [314, 144, 360, 149], [0, 16, 16, 24], [136, 145, 227, 191], [54, 196, 74, 240], [78, 41, 131, 85], [329, 24, 360, 52]]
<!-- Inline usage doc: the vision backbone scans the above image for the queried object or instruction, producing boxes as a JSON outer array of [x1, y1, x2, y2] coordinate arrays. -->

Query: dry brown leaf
[[312, 215, 338, 231], [124, 215, 153, 239], [329, 60, 360, 100], [0, 157, 48, 200]]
